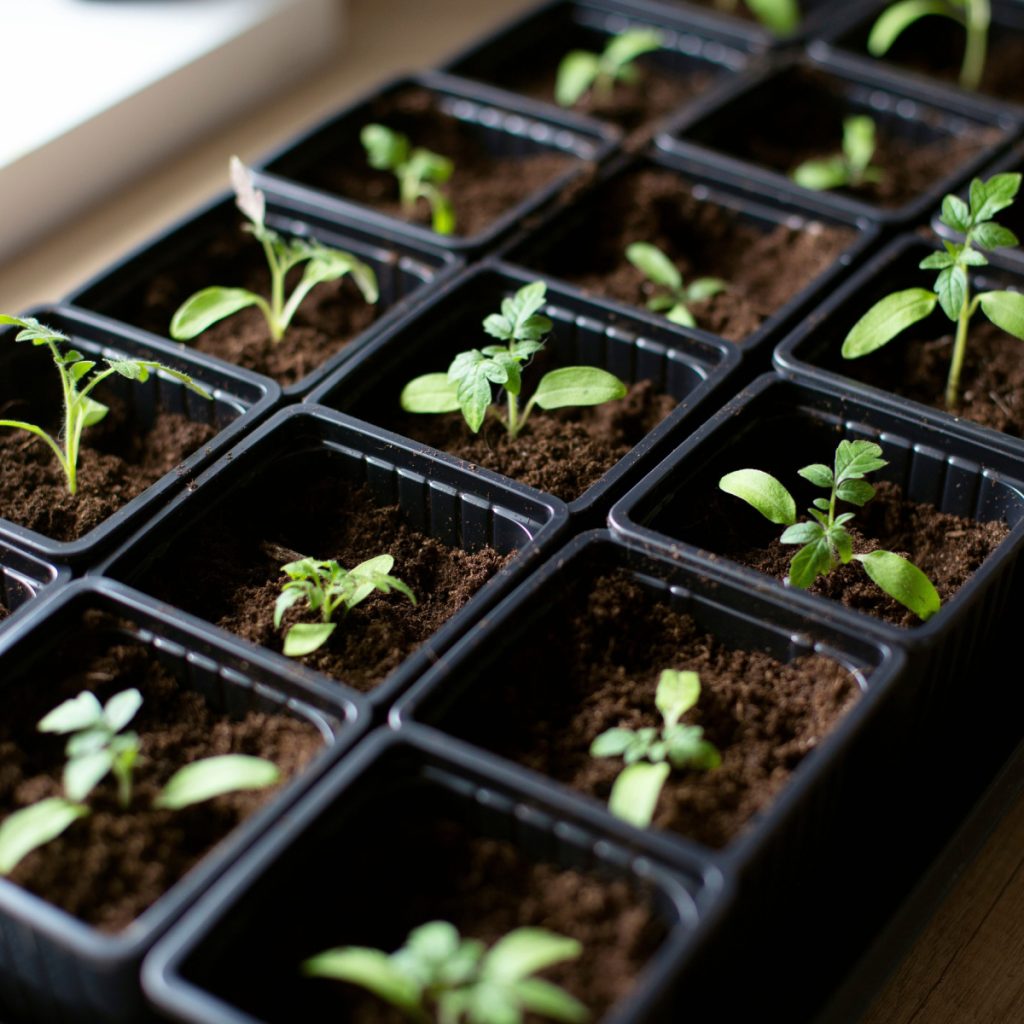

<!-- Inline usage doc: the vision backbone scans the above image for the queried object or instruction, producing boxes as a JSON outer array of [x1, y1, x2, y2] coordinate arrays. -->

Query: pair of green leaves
[[0, 315, 210, 496], [0, 688, 280, 875], [590, 669, 720, 829], [555, 28, 662, 108], [170, 156, 379, 344], [275, 554, 416, 657], [400, 282, 627, 440], [719, 440, 941, 620], [791, 115, 884, 192], [362, 124, 456, 235], [303, 921, 588, 1024], [625, 242, 727, 328]]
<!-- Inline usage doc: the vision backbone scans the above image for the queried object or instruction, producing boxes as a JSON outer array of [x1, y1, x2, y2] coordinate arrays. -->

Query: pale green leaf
[[971, 173, 1021, 223], [718, 469, 797, 526], [103, 689, 142, 733], [401, 374, 461, 414], [625, 242, 681, 290], [792, 156, 849, 191], [513, 978, 589, 1024], [603, 28, 662, 69], [797, 463, 833, 488], [855, 550, 941, 620], [655, 669, 700, 729], [979, 291, 1024, 340], [867, 0, 952, 56], [747, 0, 800, 33], [0, 799, 89, 875], [842, 288, 938, 358], [485, 929, 582, 983], [64, 750, 113, 802], [532, 367, 627, 409], [361, 124, 410, 171], [607, 762, 671, 828], [38, 691, 103, 733], [170, 287, 262, 340], [555, 51, 600, 106], [941, 194, 970, 233], [302, 947, 423, 1012], [589, 728, 635, 758], [154, 754, 280, 810], [283, 622, 337, 657], [780, 521, 825, 545]]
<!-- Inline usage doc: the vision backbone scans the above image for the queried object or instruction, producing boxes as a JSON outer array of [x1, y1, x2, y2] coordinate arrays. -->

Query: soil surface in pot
[[0, 399, 216, 542], [437, 569, 860, 849], [142, 476, 511, 692], [698, 67, 1001, 209], [390, 379, 675, 501], [290, 87, 577, 238], [100, 222, 382, 388], [727, 481, 1010, 627], [522, 167, 855, 342], [0, 618, 322, 932]]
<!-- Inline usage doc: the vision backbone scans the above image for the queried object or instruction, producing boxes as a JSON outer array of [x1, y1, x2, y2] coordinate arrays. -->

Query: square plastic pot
[[93, 405, 569, 718], [0, 540, 69, 637], [142, 727, 728, 1024], [306, 261, 741, 527], [655, 51, 1019, 227], [254, 71, 618, 257], [441, 0, 753, 138], [774, 234, 1024, 474], [0, 578, 365, 1024], [609, 374, 1024, 710], [66, 191, 459, 401], [0, 307, 279, 571], [502, 151, 880, 360]]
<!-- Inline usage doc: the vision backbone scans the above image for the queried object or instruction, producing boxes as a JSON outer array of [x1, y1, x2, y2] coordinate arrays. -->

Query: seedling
[[555, 28, 662, 108], [0, 688, 281, 874], [719, 440, 942, 620], [303, 920, 589, 1024], [170, 156, 379, 343], [590, 669, 720, 829], [842, 173, 1024, 410], [400, 281, 627, 440], [791, 115, 884, 192], [274, 554, 416, 657], [361, 124, 455, 235], [0, 314, 210, 496], [713, 0, 800, 34], [625, 242, 727, 328], [868, 0, 991, 91]]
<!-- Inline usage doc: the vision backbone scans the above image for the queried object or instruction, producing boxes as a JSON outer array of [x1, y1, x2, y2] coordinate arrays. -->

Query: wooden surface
[[2, 1, 1022, 1021]]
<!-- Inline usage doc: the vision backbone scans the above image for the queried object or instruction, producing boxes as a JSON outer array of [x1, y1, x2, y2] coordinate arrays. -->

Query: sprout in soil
[[0, 688, 281, 875], [719, 439, 942, 620], [791, 115, 884, 192], [170, 156, 379, 343], [361, 124, 456, 235], [625, 242, 728, 328], [303, 920, 589, 1024], [868, 0, 991, 91], [590, 669, 720, 828], [0, 315, 211, 496], [555, 27, 662, 108], [275, 554, 416, 657], [713, 0, 800, 34], [842, 173, 1024, 410], [400, 281, 627, 440]]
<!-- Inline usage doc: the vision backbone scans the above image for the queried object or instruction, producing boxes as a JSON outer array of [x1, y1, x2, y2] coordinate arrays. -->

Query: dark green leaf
[[835, 479, 876, 506], [830, 525, 854, 564], [973, 223, 1019, 250], [788, 537, 832, 589], [970, 173, 1021, 224]]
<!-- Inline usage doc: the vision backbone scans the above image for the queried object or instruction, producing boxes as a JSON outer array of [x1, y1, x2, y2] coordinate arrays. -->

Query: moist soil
[[0, 400, 216, 542], [730, 481, 1009, 628], [290, 87, 578, 238], [100, 221, 381, 389], [833, 319, 1024, 438], [701, 68, 1002, 209], [523, 167, 856, 342], [0, 619, 322, 932], [390, 379, 676, 502], [438, 569, 860, 850], [142, 477, 511, 693]]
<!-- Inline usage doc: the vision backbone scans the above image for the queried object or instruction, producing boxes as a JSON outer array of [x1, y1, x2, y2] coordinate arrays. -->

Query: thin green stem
[[961, 0, 990, 90], [506, 390, 521, 439], [946, 286, 972, 409]]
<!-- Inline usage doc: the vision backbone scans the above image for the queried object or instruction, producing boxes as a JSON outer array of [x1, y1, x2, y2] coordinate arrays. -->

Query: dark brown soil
[[103, 222, 381, 388], [730, 481, 1009, 628], [0, 621, 322, 932], [837, 319, 1024, 438], [526, 168, 855, 342], [391, 379, 675, 501], [143, 477, 511, 692], [0, 603, 8, 622], [0, 401, 216, 541], [293, 87, 578, 238], [438, 569, 860, 850]]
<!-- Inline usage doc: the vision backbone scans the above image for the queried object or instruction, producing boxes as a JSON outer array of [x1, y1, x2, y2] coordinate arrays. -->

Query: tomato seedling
[[554, 28, 662, 108], [625, 242, 727, 328], [791, 115, 884, 192]]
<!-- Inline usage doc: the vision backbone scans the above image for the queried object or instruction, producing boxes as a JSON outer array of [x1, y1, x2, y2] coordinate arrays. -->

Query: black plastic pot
[[142, 727, 728, 1024], [0, 307, 279, 571], [66, 190, 459, 401], [254, 71, 618, 258], [502, 150, 880, 360], [93, 405, 568, 718], [816, 0, 1024, 116], [655, 51, 1019, 227], [305, 261, 741, 528], [774, 234, 1024, 475], [0, 577, 365, 1024], [0, 539, 69, 636], [609, 374, 1024, 709], [441, 0, 753, 138]]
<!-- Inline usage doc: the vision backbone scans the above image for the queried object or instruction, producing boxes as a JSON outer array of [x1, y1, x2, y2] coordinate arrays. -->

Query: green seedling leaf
[[855, 550, 941, 620], [655, 669, 700, 729], [835, 439, 887, 481], [789, 535, 834, 589], [484, 930, 582, 983], [555, 51, 601, 106], [973, 223, 1019, 250], [936, 264, 968, 321], [38, 691, 103, 733], [625, 242, 681, 290], [747, 0, 800, 33], [0, 314, 70, 344], [155, 754, 280, 810], [513, 979, 589, 1024], [793, 156, 850, 191], [780, 521, 825, 545], [602, 27, 662, 67], [971, 173, 1021, 223], [589, 728, 636, 758], [0, 799, 89, 875], [64, 750, 114, 803], [532, 367, 627, 409], [718, 469, 797, 526], [835, 479, 876, 506], [401, 374, 461, 413], [170, 287, 262, 340], [303, 948, 424, 1012], [867, 0, 952, 56], [555, 29, 661, 107], [941, 194, 971, 233], [608, 761, 671, 827], [841, 288, 938, 358], [978, 291, 1024, 340], [798, 463, 833, 488], [361, 124, 410, 169], [283, 621, 337, 657]]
